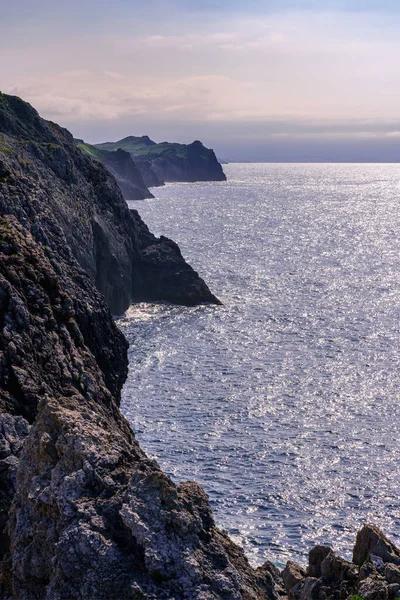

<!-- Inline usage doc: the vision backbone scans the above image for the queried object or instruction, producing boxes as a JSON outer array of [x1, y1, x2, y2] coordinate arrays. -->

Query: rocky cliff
[[95, 136, 227, 184], [0, 93, 219, 315], [0, 93, 278, 599], [75, 140, 154, 201]]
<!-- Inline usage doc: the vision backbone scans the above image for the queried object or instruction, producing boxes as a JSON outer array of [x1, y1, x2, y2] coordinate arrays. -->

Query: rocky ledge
[[0, 93, 398, 600]]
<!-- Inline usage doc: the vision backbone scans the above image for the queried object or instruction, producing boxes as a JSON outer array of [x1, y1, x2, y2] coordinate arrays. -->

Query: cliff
[[95, 136, 227, 184], [0, 93, 278, 599], [0, 215, 280, 599], [0, 93, 219, 315], [75, 140, 154, 201]]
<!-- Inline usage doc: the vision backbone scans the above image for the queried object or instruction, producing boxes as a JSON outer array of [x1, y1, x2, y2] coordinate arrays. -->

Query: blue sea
[[120, 163, 400, 567]]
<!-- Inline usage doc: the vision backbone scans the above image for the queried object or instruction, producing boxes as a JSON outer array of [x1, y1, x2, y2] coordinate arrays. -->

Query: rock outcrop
[[95, 136, 227, 184], [281, 525, 400, 600], [75, 140, 155, 200], [0, 217, 275, 599]]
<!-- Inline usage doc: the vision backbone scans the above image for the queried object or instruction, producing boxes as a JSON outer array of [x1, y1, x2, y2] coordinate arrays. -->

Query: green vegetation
[[349, 596, 364, 600], [75, 140, 102, 159], [0, 145, 12, 155], [93, 135, 207, 162]]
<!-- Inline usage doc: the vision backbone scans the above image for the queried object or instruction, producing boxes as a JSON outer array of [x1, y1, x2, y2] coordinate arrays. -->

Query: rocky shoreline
[[0, 92, 399, 599]]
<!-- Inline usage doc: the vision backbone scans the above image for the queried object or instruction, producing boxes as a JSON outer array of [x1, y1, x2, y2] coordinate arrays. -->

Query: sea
[[119, 163, 400, 568]]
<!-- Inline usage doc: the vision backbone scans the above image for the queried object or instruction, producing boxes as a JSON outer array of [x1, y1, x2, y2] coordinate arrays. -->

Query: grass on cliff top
[[94, 137, 209, 161], [75, 140, 102, 160]]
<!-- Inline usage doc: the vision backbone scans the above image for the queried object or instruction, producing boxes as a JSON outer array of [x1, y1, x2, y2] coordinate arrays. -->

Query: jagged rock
[[320, 552, 358, 583], [256, 561, 286, 599], [359, 559, 380, 581], [299, 577, 320, 600], [307, 545, 333, 578], [0, 92, 219, 315], [282, 561, 306, 599], [75, 140, 155, 200], [371, 553, 386, 572], [385, 563, 400, 584], [0, 96, 273, 599], [357, 576, 389, 599], [353, 525, 400, 566], [388, 582, 400, 598], [0, 414, 30, 559]]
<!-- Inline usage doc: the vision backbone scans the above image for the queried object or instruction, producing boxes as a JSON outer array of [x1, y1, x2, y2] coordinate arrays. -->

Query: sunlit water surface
[[120, 164, 400, 567]]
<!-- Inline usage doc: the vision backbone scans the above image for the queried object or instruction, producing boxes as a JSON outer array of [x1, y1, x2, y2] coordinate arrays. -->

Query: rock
[[320, 552, 358, 582], [388, 582, 400, 598], [357, 576, 389, 600], [0, 95, 273, 599], [307, 545, 333, 578], [75, 140, 154, 200], [134, 158, 164, 187], [371, 553, 386, 572], [0, 414, 30, 559], [353, 525, 400, 567], [282, 561, 306, 599], [299, 577, 320, 600], [359, 560, 380, 581], [256, 561, 286, 599], [385, 563, 400, 584]]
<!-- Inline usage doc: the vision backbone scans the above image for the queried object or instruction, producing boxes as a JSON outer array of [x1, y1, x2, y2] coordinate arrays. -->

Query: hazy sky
[[2, 0, 400, 161]]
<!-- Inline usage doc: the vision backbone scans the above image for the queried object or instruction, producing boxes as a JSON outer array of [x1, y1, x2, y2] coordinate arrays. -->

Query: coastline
[[0, 94, 399, 599]]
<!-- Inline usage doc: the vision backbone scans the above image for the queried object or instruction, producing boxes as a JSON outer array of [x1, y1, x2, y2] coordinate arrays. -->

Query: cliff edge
[[95, 136, 227, 184], [0, 93, 220, 315], [75, 140, 155, 201], [0, 94, 278, 599]]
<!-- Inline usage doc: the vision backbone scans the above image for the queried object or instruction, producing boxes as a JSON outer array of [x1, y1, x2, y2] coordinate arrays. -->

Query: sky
[[2, 0, 400, 161]]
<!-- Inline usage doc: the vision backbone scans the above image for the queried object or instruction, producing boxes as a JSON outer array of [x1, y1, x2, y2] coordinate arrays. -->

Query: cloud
[[2, 5, 400, 150]]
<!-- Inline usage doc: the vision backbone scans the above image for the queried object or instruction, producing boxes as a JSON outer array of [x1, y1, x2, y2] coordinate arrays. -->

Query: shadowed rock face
[[0, 218, 277, 599], [0, 93, 220, 316], [94, 136, 227, 184], [75, 140, 155, 201]]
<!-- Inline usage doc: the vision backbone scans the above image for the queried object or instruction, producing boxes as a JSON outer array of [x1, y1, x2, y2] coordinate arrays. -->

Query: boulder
[[307, 545, 333, 578], [353, 525, 400, 567], [357, 576, 389, 600]]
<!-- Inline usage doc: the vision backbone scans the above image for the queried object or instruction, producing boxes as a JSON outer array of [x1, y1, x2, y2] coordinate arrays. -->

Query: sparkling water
[[120, 163, 400, 567]]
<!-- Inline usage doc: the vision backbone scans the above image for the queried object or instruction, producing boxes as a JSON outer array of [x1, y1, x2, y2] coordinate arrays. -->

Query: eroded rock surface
[[0, 217, 278, 599]]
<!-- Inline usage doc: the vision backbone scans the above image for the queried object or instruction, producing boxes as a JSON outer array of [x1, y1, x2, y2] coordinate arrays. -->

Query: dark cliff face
[[95, 135, 227, 184], [75, 140, 155, 200], [0, 93, 220, 315], [0, 217, 278, 600], [133, 158, 164, 188]]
